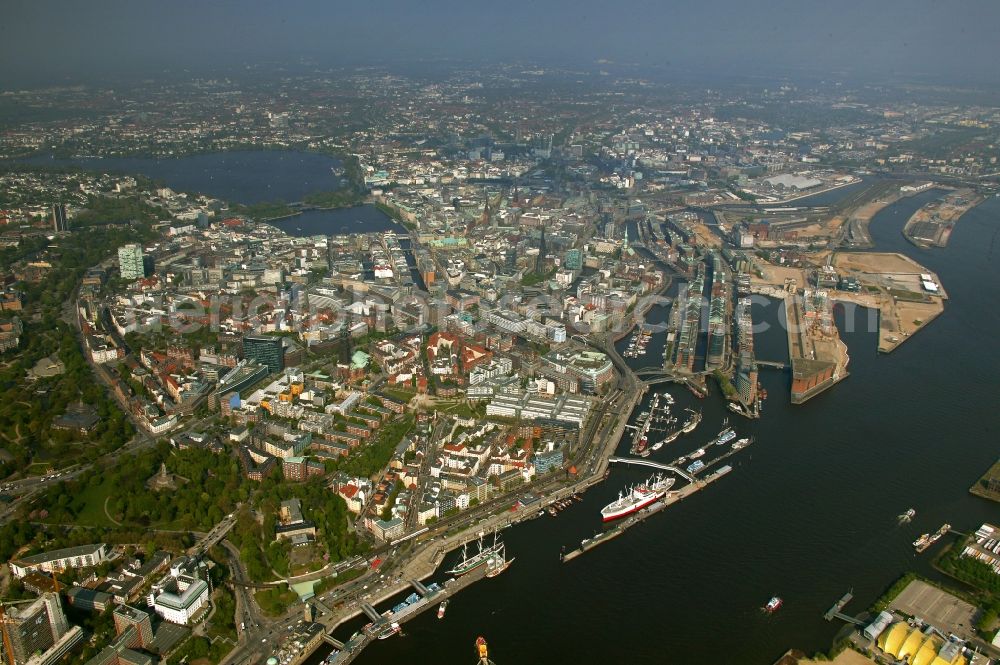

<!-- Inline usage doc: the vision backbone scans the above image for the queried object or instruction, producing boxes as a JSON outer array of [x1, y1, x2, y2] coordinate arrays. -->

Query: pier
[[562, 465, 733, 563], [823, 591, 864, 625]]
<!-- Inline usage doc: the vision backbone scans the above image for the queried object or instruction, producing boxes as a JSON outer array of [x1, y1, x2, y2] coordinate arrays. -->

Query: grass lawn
[[255, 584, 299, 617], [382, 387, 416, 403], [62, 477, 117, 527]]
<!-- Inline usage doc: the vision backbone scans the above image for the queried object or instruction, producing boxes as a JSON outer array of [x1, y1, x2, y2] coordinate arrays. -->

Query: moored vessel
[[731, 437, 751, 450], [446, 532, 504, 576], [600, 474, 675, 522], [377, 621, 401, 639], [485, 542, 514, 577], [681, 409, 702, 433], [686, 459, 706, 474]]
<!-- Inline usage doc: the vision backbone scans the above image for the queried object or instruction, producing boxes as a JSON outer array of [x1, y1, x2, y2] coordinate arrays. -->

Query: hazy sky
[[2, 0, 997, 86]]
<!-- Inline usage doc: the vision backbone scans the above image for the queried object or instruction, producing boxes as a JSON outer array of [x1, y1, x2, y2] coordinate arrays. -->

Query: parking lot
[[889, 580, 978, 641]]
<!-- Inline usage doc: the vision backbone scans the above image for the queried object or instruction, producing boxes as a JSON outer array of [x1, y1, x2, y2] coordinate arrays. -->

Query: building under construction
[[1, 593, 82, 665]]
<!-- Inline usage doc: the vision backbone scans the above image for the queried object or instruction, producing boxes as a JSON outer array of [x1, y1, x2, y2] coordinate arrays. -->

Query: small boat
[[437, 600, 448, 619], [377, 622, 401, 639], [764, 596, 783, 613], [731, 437, 751, 450], [476, 636, 489, 663], [897, 508, 916, 523], [689, 447, 706, 459]]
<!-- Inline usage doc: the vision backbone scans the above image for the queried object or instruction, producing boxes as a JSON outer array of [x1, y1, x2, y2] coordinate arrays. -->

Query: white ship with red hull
[[600, 474, 675, 522]]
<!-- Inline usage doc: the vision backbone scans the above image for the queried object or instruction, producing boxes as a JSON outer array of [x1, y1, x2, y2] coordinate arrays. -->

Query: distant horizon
[[2, 0, 998, 89]]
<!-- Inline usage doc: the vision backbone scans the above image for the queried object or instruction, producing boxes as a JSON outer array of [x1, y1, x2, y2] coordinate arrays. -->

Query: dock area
[[824, 590, 864, 625], [561, 464, 733, 563]]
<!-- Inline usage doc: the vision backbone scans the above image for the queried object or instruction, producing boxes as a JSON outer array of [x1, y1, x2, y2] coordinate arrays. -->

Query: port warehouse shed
[[876, 622, 967, 665], [864, 611, 894, 642]]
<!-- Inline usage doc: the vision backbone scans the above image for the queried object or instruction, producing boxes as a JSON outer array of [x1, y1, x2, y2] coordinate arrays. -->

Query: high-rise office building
[[2, 593, 70, 664], [118, 244, 146, 280], [51, 204, 69, 233], [112, 605, 153, 649], [564, 248, 582, 271], [242, 335, 284, 374]]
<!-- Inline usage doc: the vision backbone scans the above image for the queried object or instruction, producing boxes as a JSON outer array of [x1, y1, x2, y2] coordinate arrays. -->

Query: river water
[[332, 191, 1000, 664]]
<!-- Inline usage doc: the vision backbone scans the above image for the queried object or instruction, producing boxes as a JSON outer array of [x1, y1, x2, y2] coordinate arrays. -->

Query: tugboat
[[476, 636, 491, 664], [763, 596, 783, 613]]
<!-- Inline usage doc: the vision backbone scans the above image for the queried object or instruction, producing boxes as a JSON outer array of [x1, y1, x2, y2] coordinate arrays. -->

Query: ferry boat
[[713, 426, 736, 446], [686, 460, 706, 474], [437, 600, 448, 619], [446, 533, 504, 576], [377, 621, 401, 639], [764, 596, 783, 613], [600, 474, 675, 522], [681, 409, 702, 433]]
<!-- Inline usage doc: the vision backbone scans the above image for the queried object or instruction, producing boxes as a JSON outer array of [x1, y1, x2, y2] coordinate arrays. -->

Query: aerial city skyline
[[0, 3, 998, 665]]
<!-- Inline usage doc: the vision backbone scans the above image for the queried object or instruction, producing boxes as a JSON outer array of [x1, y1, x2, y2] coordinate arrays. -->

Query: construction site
[[903, 188, 985, 248]]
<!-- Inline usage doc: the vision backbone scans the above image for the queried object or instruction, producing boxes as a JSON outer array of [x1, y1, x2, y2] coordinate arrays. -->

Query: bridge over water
[[608, 457, 695, 483]]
